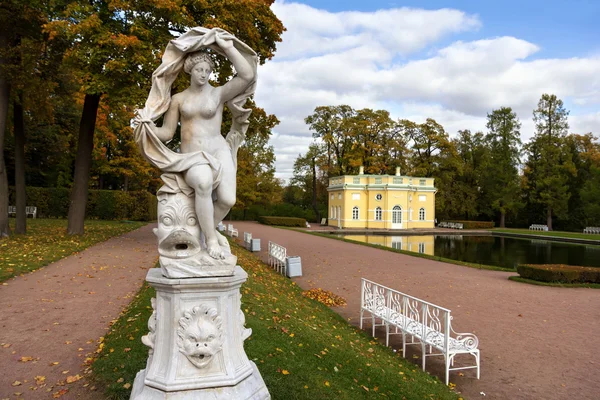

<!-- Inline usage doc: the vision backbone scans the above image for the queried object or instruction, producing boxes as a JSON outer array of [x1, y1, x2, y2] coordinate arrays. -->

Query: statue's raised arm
[[133, 27, 258, 279]]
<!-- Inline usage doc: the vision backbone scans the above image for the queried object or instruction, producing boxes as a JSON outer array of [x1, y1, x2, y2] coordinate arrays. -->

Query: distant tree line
[[290, 94, 600, 231]]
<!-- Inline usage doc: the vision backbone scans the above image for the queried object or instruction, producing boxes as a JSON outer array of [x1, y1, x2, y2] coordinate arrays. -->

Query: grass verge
[[508, 276, 600, 288], [0, 219, 146, 282], [91, 243, 461, 400], [296, 229, 511, 272], [493, 228, 600, 241]]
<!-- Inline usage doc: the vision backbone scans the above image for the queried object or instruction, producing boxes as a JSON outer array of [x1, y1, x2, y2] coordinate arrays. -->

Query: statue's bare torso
[[173, 86, 228, 155]]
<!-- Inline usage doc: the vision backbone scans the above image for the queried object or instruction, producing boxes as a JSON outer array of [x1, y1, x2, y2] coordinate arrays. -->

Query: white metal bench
[[8, 206, 37, 218], [360, 278, 480, 385], [227, 224, 238, 238], [320, 218, 327, 226], [268, 241, 287, 276], [529, 224, 548, 231], [583, 227, 600, 234]]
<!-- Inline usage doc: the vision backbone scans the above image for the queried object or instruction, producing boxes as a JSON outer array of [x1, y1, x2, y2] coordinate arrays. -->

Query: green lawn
[[91, 243, 461, 400], [493, 228, 600, 241], [0, 218, 146, 282]]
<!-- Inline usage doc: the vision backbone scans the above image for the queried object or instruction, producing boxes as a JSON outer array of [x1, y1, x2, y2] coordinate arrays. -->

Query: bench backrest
[[268, 241, 286, 263], [361, 278, 451, 350], [244, 232, 252, 243]]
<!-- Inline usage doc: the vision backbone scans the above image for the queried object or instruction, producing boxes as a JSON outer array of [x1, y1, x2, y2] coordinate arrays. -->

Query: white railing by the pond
[[438, 221, 463, 229], [268, 241, 287, 276], [529, 224, 548, 231], [360, 278, 480, 385], [583, 227, 600, 234]]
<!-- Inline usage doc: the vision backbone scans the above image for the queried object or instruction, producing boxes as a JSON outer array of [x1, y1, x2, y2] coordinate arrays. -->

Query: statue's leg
[[214, 152, 237, 248], [214, 153, 236, 223], [184, 164, 224, 259]]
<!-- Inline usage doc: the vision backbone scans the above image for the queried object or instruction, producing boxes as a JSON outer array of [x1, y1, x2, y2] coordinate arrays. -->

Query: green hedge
[[9, 186, 157, 221], [517, 264, 600, 284], [230, 203, 326, 222], [449, 220, 495, 229], [258, 216, 306, 227]]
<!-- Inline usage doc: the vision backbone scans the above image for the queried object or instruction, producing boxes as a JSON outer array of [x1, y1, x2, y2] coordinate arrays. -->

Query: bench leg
[[385, 323, 389, 347], [476, 351, 480, 379], [421, 343, 426, 371], [401, 331, 406, 358], [371, 316, 376, 337], [360, 309, 364, 330], [445, 353, 450, 385]]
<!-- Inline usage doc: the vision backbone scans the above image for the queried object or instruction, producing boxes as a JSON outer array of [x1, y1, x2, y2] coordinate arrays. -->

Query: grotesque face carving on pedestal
[[176, 305, 223, 369], [154, 192, 202, 260]]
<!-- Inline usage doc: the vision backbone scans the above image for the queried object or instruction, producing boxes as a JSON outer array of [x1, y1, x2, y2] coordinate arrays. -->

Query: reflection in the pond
[[340, 235, 435, 256], [339, 234, 600, 269]]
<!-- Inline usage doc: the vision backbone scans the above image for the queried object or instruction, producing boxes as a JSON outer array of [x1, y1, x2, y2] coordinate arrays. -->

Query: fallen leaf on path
[[66, 375, 82, 384], [52, 388, 68, 398]]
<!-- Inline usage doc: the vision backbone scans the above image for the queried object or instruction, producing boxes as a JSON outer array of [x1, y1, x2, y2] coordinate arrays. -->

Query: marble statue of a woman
[[133, 27, 258, 278]]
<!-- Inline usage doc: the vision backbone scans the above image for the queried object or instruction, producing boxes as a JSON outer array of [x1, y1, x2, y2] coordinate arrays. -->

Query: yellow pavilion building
[[327, 167, 437, 229]]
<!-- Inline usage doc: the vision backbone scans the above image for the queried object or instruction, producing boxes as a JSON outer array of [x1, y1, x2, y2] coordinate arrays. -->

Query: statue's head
[[184, 51, 215, 74]]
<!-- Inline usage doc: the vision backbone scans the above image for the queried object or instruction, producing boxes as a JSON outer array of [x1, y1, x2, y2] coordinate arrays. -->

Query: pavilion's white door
[[392, 205, 402, 229]]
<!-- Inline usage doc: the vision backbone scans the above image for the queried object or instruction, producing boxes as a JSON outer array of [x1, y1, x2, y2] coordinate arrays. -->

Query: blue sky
[[298, 0, 600, 58], [254, 1, 600, 180]]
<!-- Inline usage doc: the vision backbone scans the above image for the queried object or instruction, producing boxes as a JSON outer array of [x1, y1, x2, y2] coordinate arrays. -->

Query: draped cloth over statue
[[133, 27, 258, 191]]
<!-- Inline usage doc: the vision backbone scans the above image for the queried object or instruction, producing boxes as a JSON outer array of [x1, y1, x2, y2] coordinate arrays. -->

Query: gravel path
[[231, 221, 600, 400], [0, 224, 157, 400]]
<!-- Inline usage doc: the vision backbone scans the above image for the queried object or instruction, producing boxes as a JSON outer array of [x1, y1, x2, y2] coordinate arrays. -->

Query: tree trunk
[[67, 93, 101, 235], [0, 30, 11, 238], [311, 157, 320, 223], [0, 73, 10, 238], [500, 211, 505, 228], [14, 95, 26, 234], [546, 207, 553, 231]]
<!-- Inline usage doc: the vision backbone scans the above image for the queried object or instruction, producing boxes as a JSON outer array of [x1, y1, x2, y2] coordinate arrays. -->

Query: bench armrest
[[452, 332, 479, 350]]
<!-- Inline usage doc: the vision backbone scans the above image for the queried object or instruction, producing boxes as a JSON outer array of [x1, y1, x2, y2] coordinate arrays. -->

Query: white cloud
[[257, 1, 600, 180], [571, 112, 600, 136], [271, 1, 481, 58]]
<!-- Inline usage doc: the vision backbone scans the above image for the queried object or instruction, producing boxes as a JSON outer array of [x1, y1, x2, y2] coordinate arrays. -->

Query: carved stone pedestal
[[130, 267, 270, 399]]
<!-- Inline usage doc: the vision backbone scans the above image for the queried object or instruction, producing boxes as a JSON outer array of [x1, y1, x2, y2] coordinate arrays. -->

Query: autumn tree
[[0, 0, 49, 236], [290, 143, 328, 221], [449, 129, 488, 220], [305, 105, 356, 176], [523, 94, 574, 230], [567, 133, 600, 227], [233, 102, 283, 218], [401, 118, 452, 177], [44, 0, 284, 234], [347, 108, 405, 174], [482, 107, 522, 227]]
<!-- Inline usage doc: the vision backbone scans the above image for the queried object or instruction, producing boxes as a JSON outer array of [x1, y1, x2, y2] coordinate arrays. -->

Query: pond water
[[338, 234, 600, 269]]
